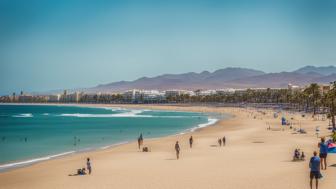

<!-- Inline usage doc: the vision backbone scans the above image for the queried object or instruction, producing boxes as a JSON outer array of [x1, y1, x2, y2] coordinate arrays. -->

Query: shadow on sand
[[165, 158, 178, 160]]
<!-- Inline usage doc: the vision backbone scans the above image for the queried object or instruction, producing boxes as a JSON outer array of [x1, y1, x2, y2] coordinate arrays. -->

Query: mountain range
[[78, 66, 336, 93]]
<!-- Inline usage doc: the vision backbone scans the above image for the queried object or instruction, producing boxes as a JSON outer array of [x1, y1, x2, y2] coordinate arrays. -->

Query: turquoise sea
[[0, 104, 221, 170]]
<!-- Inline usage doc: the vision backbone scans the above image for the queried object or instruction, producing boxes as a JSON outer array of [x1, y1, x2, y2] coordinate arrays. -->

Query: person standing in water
[[87, 158, 92, 175], [73, 136, 77, 146], [189, 136, 193, 148], [175, 141, 180, 160], [222, 136, 226, 146]]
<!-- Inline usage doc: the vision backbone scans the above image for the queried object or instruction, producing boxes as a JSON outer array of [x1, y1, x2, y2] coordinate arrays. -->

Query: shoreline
[[1, 104, 335, 189], [0, 103, 225, 172]]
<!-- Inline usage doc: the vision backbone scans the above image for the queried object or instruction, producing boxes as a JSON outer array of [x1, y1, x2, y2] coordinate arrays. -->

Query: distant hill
[[45, 65, 336, 94], [294, 65, 336, 76], [224, 72, 329, 88], [313, 73, 336, 83], [87, 68, 265, 92]]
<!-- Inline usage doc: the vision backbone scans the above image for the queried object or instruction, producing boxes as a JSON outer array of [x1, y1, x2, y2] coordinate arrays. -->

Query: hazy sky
[[1, 0, 336, 94]]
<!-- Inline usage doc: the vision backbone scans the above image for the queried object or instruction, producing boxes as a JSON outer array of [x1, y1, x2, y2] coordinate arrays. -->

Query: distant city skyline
[[1, 0, 336, 95]]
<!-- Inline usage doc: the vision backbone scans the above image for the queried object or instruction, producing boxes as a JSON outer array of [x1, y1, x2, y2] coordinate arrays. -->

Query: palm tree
[[304, 83, 321, 114], [325, 82, 336, 129]]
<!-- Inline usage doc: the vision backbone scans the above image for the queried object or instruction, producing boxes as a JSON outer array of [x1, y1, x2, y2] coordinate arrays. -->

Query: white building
[[165, 90, 194, 98], [141, 90, 165, 101], [288, 83, 301, 91], [18, 95, 34, 102], [123, 89, 165, 102], [48, 94, 61, 102], [60, 91, 82, 102]]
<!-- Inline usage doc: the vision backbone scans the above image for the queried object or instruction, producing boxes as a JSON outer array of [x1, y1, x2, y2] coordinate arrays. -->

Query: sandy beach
[[0, 104, 335, 189]]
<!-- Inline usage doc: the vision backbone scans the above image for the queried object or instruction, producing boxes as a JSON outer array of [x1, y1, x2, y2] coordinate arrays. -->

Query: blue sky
[[0, 0, 335, 94]]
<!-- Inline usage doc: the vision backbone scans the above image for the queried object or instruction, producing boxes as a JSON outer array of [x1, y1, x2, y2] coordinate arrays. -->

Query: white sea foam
[[59, 109, 153, 118], [100, 141, 129, 150], [58, 113, 200, 118], [42, 113, 50, 116], [12, 113, 33, 118], [190, 118, 218, 132], [101, 107, 126, 111], [0, 151, 75, 170], [58, 109, 201, 118], [60, 109, 139, 117]]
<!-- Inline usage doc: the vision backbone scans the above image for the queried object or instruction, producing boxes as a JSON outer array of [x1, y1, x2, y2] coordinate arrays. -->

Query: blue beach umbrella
[[327, 142, 336, 153]]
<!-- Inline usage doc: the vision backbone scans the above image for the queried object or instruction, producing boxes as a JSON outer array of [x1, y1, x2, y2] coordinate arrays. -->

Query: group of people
[[67, 126, 330, 189], [73, 136, 80, 146], [135, 133, 228, 160], [174, 135, 193, 160], [173, 135, 227, 160], [293, 148, 305, 161], [69, 158, 92, 176], [218, 136, 226, 147], [309, 137, 329, 189]]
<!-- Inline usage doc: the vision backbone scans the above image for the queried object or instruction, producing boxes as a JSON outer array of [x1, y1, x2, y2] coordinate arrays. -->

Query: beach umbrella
[[327, 142, 336, 153]]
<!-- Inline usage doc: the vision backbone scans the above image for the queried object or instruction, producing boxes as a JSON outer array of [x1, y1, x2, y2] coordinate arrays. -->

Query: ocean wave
[[58, 109, 201, 118], [0, 151, 75, 170], [100, 141, 129, 150], [100, 107, 126, 111], [42, 113, 50, 116], [12, 113, 33, 118], [58, 109, 146, 118], [58, 113, 201, 118], [190, 118, 218, 132], [59, 113, 149, 118]]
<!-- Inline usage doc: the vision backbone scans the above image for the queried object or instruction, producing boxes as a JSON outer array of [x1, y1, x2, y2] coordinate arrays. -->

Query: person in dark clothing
[[137, 137, 141, 149], [309, 151, 321, 189], [86, 158, 92, 175], [189, 136, 193, 148], [175, 141, 180, 159], [318, 137, 328, 170]]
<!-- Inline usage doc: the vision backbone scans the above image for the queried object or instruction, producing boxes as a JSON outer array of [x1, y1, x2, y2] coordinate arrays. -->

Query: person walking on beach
[[222, 136, 226, 146], [189, 136, 193, 148], [175, 141, 180, 159], [139, 133, 143, 145], [309, 151, 321, 189], [218, 138, 222, 146], [318, 137, 328, 170], [137, 137, 141, 149], [87, 158, 92, 175]]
